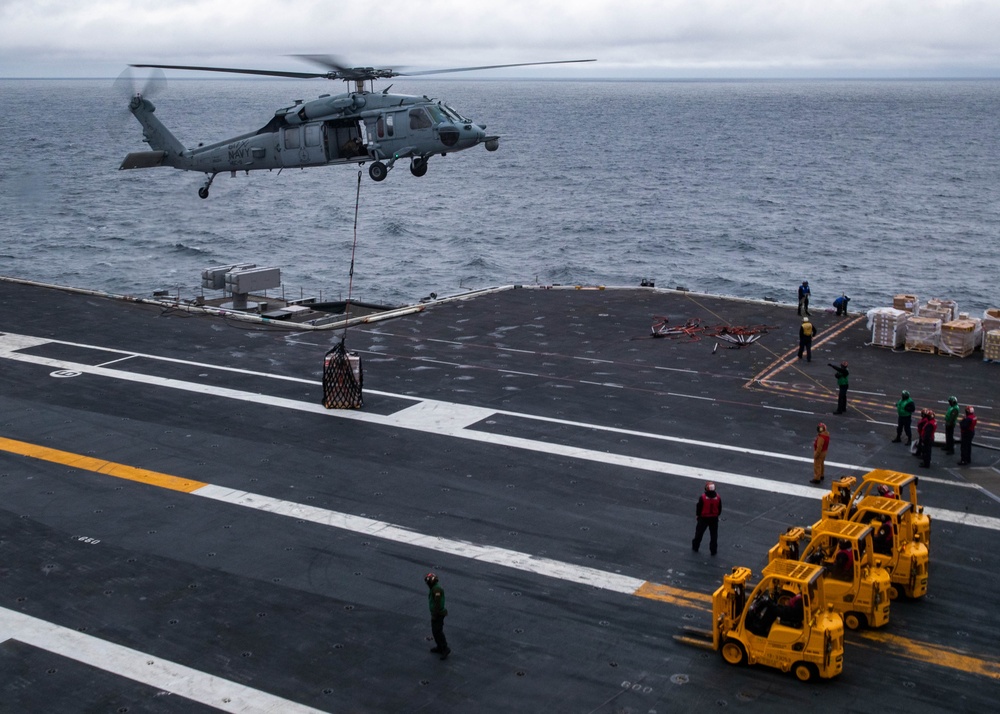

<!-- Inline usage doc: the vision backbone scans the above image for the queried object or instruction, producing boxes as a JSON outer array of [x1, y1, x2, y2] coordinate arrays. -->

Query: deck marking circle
[[50, 370, 81, 378]]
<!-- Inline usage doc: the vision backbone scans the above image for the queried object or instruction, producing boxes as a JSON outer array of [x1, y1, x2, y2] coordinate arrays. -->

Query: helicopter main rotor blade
[[130, 57, 596, 83], [292, 54, 353, 72], [396, 58, 596, 77], [130, 63, 329, 80]]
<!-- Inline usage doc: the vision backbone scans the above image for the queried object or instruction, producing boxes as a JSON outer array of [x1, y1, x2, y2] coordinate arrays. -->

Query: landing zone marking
[[1, 434, 997, 680], [0, 608, 327, 713], [0, 331, 997, 531]]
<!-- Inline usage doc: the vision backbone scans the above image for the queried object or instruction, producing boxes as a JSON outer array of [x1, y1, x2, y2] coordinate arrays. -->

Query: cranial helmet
[[705, 482, 716, 492], [949, 396, 958, 405], [424, 572, 438, 586], [902, 390, 910, 398]]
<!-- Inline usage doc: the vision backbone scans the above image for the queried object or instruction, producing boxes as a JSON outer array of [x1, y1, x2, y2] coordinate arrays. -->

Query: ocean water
[[1, 77, 998, 313]]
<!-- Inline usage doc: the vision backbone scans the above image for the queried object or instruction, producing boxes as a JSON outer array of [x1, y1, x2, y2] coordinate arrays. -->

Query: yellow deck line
[[857, 631, 1000, 680], [634, 581, 712, 610], [0, 436, 207, 493], [2, 434, 997, 679]]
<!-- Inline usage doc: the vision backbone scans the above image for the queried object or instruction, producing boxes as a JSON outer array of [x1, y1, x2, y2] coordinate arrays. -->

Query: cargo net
[[322, 342, 363, 409], [650, 316, 774, 347]]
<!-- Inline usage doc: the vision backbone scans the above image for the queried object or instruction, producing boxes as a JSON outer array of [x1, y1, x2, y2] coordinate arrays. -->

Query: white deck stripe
[[195, 485, 645, 594], [1, 332, 997, 532], [0, 608, 327, 713]]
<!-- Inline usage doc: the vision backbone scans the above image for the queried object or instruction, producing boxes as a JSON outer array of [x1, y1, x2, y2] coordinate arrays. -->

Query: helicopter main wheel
[[369, 162, 388, 182], [198, 187, 209, 200], [410, 158, 428, 177]]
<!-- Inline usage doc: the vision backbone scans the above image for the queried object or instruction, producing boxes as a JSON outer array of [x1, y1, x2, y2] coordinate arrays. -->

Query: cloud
[[1, 0, 999, 77]]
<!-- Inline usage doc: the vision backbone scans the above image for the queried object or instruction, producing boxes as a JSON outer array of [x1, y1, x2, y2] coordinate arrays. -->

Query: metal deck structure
[[1, 279, 998, 712]]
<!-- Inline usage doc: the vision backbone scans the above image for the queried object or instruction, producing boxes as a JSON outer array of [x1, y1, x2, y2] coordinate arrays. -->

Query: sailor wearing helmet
[[692, 482, 722, 556], [424, 572, 451, 660]]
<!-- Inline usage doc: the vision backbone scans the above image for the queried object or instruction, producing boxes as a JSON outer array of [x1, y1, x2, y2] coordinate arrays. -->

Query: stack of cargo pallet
[[984, 329, 1000, 363], [905, 316, 941, 353], [867, 308, 909, 348], [939, 319, 979, 357], [925, 298, 958, 321], [893, 294, 918, 313], [983, 308, 1000, 335], [917, 301, 953, 323]]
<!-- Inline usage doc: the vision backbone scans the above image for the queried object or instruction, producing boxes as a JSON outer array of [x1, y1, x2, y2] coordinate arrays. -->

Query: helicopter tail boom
[[124, 96, 186, 165]]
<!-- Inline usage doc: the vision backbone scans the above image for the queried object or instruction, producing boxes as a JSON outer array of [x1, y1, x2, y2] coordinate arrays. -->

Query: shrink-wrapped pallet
[[917, 302, 951, 322], [984, 308, 1000, 335], [925, 298, 958, 322], [984, 329, 1000, 362], [893, 294, 918, 313], [866, 308, 909, 348], [939, 319, 979, 357], [905, 316, 941, 353]]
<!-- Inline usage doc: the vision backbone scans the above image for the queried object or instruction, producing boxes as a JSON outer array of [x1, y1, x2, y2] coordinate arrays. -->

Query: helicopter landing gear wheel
[[410, 157, 428, 177], [369, 161, 388, 182], [198, 173, 216, 199]]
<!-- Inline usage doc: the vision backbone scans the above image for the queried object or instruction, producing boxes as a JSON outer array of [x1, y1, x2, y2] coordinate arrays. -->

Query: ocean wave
[[170, 242, 212, 256], [2, 78, 998, 312]]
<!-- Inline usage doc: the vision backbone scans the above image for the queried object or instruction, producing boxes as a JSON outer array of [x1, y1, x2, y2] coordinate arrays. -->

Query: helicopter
[[119, 55, 595, 198]]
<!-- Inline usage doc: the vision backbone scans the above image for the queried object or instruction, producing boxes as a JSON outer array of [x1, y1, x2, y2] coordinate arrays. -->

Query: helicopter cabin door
[[280, 124, 327, 167], [324, 119, 367, 161], [363, 112, 403, 161]]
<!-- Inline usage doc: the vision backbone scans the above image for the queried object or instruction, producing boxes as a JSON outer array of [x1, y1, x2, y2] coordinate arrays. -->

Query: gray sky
[[2, 0, 999, 78]]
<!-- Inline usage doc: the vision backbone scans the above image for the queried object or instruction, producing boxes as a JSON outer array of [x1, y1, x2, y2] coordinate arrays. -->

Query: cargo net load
[[322, 342, 363, 409]]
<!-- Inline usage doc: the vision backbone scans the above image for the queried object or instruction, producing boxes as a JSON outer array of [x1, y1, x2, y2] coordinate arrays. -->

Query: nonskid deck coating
[[1, 280, 998, 712]]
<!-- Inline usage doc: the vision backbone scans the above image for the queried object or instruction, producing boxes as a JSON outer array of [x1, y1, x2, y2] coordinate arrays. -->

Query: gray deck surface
[[1, 280, 998, 713]]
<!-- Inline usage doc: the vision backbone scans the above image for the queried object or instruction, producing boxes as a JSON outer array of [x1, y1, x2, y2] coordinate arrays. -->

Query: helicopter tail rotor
[[109, 67, 166, 140], [113, 66, 167, 101]]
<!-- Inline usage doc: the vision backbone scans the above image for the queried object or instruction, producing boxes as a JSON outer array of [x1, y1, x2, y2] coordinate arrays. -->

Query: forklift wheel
[[844, 612, 866, 630], [887, 586, 899, 600], [793, 661, 818, 682], [720, 639, 747, 666]]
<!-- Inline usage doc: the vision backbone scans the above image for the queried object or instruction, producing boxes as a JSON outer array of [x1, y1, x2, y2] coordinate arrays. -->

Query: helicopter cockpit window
[[284, 128, 300, 150], [385, 114, 394, 137], [441, 104, 467, 122], [409, 108, 433, 130], [425, 105, 448, 123]]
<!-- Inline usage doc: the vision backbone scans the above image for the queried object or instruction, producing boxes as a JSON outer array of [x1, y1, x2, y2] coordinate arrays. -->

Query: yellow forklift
[[850, 495, 929, 599], [821, 475, 858, 517], [821, 471, 931, 548], [674, 560, 845, 682], [849, 469, 931, 547], [767, 520, 891, 630]]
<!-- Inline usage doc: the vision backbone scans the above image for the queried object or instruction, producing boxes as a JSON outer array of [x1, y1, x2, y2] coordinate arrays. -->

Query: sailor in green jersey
[[893, 390, 916, 444], [944, 396, 960, 454], [425, 572, 450, 659], [829, 361, 850, 414]]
